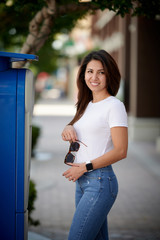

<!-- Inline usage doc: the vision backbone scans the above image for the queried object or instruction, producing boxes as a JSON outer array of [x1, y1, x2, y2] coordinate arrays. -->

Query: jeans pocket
[[82, 173, 101, 193], [84, 170, 101, 180], [108, 175, 118, 199]]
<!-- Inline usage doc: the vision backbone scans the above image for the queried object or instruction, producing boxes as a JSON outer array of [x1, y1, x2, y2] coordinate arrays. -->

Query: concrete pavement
[[28, 231, 51, 240], [28, 97, 160, 240]]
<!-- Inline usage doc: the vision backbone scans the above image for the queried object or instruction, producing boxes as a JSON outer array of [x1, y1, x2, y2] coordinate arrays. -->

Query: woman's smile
[[90, 82, 100, 86]]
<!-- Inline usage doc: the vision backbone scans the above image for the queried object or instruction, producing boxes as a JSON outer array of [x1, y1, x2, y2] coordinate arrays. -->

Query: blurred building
[[91, 10, 160, 149]]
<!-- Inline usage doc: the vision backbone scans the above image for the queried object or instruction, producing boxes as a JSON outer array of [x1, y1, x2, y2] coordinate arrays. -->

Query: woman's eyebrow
[[86, 68, 104, 71]]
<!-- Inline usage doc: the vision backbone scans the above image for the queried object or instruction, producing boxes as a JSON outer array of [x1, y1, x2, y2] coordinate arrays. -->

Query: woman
[[61, 50, 128, 240]]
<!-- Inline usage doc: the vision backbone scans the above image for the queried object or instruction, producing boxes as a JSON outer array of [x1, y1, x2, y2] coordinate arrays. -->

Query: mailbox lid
[[0, 51, 38, 62]]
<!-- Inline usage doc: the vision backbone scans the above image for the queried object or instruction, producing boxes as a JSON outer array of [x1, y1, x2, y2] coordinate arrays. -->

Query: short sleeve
[[108, 101, 128, 128]]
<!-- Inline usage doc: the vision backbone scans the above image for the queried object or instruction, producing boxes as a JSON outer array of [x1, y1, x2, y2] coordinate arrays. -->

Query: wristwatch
[[86, 162, 93, 172]]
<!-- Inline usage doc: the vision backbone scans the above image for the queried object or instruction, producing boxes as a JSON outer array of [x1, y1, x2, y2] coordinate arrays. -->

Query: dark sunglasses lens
[[65, 153, 75, 163], [70, 142, 80, 151]]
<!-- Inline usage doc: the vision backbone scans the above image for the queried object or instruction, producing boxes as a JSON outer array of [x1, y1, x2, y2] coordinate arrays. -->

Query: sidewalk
[[28, 97, 160, 240], [28, 231, 51, 240]]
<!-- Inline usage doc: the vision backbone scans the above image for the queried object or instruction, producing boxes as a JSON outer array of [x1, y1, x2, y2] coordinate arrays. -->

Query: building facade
[[91, 10, 160, 149]]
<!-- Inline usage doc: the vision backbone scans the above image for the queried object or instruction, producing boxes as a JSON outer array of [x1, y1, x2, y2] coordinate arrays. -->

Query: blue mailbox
[[0, 52, 38, 240]]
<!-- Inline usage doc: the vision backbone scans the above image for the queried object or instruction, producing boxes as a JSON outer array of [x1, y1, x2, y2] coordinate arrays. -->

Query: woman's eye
[[86, 70, 104, 74]]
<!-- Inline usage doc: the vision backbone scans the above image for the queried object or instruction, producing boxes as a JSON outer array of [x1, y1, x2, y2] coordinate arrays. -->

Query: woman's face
[[84, 60, 107, 95]]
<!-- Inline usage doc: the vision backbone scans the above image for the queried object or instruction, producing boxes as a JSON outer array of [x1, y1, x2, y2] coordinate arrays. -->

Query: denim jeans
[[68, 165, 118, 240]]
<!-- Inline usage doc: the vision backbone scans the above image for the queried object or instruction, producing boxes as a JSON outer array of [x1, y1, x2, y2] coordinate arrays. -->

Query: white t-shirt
[[73, 96, 128, 164]]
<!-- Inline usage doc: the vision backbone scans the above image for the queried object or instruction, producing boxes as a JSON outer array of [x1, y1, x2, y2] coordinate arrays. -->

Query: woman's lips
[[90, 82, 99, 86]]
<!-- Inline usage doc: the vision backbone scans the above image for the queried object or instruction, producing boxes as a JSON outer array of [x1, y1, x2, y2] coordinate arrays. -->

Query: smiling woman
[[68, 50, 121, 125], [61, 50, 128, 240]]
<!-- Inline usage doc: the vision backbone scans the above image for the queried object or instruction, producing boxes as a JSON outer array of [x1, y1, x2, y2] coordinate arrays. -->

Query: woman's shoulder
[[105, 97, 127, 116], [105, 96, 124, 107]]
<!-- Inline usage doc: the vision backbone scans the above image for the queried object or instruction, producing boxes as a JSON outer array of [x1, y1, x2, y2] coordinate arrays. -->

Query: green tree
[[0, 0, 159, 68]]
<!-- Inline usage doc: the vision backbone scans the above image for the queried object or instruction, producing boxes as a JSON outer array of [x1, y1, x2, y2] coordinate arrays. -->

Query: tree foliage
[[0, 0, 159, 69]]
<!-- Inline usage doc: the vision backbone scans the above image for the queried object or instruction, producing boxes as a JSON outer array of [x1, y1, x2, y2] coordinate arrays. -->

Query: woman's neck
[[92, 92, 111, 103]]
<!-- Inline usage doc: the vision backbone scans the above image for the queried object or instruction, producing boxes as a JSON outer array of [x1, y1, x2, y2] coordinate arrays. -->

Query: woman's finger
[[61, 125, 78, 142], [62, 133, 71, 141], [70, 131, 77, 142], [67, 163, 80, 167]]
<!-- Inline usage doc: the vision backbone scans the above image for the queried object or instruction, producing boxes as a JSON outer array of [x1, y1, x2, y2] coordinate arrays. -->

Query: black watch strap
[[86, 162, 93, 172]]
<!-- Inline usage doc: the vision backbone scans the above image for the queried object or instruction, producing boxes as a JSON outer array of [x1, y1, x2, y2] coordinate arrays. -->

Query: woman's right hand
[[61, 125, 77, 142]]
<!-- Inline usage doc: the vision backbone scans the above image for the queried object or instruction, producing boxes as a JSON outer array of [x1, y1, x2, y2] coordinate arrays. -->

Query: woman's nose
[[92, 73, 98, 80]]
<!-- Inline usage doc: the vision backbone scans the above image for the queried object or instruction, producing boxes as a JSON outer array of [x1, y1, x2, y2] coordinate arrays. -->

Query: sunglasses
[[64, 140, 87, 164]]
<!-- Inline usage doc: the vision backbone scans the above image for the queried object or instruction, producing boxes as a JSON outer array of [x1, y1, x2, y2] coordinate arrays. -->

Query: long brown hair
[[69, 50, 121, 125]]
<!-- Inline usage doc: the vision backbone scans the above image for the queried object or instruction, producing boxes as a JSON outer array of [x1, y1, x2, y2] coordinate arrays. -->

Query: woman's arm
[[63, 126, 128, 182], [91, 126, 128, 169]]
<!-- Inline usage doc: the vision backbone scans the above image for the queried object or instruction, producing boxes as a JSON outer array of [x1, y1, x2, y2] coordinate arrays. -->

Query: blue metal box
[[0, 52, 38, 240]]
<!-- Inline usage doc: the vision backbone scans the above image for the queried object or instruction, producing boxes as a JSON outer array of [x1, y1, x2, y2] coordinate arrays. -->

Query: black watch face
[[87, 163, 93, 171]]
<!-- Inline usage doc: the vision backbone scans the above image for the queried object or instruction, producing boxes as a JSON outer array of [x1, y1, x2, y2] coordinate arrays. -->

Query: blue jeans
[[68, 165, 118, 240]]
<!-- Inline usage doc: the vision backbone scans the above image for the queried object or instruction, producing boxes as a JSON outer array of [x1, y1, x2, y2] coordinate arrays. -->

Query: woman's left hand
[[63, 163, 86, 182]]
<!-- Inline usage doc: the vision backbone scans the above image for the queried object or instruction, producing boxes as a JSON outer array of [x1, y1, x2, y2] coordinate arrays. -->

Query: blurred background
[[0, 0, 160, 239]]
